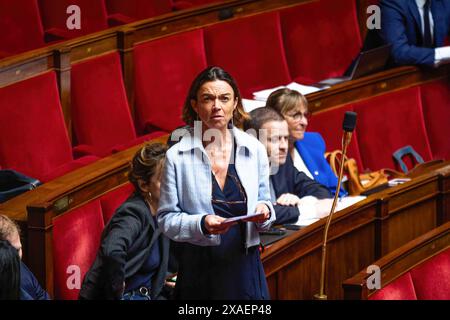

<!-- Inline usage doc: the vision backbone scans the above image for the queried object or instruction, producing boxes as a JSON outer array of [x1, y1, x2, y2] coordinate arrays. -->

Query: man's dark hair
[[244, 107, 285, 136]]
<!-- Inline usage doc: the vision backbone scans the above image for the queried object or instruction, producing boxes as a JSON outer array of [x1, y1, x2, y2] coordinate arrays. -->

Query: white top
[[292, 148, 314, 180], [415, 0, 450, 66]]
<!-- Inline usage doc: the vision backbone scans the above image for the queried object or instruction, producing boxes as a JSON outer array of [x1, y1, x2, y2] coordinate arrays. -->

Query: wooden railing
[[342, 221, 450, 299]]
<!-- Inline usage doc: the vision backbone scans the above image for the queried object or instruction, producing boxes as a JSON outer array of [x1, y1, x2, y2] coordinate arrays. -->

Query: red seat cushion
[[307, 104, 363, 171], [134, 29, 207, 133], [0, 72, 74, 181], [420, 79, 450, 160], [369, 272, 417, 300], [204, 11, 291, 98], [38, 0, 109, 39], [71, 52, 138, 157], [52, 200, 104, 300], [354, 87, 433, 171], [100, 184, 135, 224], [0, 0, 45, 56], [105, 0, 172, 22], [41, 155, 99, 183], [280, 0, 362, 83], [410, 249, 450, 300]]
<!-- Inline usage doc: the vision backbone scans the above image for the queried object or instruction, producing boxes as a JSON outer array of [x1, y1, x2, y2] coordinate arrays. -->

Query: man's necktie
[[423, 0, 433, 47]]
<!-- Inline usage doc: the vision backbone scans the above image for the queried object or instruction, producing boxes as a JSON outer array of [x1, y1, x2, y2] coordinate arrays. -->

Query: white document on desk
[[252, 82, 324, 102], [242, 98, 266, 112]]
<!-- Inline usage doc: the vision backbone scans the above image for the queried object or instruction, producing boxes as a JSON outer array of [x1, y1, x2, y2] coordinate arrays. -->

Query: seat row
[[0, 0, 222, 58]]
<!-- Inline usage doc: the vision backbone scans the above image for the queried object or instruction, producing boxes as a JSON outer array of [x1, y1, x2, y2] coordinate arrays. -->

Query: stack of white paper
[[242, 99, 266, 113], [252, 82, 324, 102]]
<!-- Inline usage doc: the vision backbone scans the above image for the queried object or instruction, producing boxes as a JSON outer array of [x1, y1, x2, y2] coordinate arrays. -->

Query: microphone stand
[[314, 131, 352, 300]]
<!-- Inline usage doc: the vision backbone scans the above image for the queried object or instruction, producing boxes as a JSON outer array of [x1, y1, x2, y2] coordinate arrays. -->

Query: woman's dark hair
[[182, 66, 249, 128], [0, 240, 21, 300], [129, 143, 168, 193]]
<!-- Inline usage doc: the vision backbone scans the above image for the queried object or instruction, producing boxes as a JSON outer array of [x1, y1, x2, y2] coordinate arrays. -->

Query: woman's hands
[[204, 214, 235, 234], [204, 203, 271, 234], [243, 203, 270, 224]]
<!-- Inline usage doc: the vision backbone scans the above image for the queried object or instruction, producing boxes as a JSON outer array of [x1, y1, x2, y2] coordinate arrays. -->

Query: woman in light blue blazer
[[266, 88, 347, 197], [157, 66, 275, 300]]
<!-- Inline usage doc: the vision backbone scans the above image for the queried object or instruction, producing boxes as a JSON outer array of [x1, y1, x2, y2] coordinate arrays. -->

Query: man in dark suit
[[380, 0, 450, 66], [245, 108, 332, 225]]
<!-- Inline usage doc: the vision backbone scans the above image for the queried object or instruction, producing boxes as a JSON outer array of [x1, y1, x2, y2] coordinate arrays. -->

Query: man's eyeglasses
[[284, 111, 311, 122]]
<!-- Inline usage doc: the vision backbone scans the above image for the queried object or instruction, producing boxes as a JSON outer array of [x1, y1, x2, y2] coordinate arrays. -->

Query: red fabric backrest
[[134, 29, 207, 133], [280, 0, 362, 83], [0, 0, 45, 56], [369, 272, 417, 300], [100, 184, 134, 225], [52, 200, 104, 300], [307, 104, 363, 171], [71, 52, 137, 155], [354, 87, 433, 171], [420, 79, 450, 160], [410, 248, 450, 300], [0, 72, 73, 181], [204, 11, 291, 98], [105, 0, 172, 21], [38, 0, 109, 38]]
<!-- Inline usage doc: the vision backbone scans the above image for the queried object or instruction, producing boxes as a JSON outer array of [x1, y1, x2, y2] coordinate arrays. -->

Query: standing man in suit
[[380, 0, 450, 66], [244, 107, 333, 225]]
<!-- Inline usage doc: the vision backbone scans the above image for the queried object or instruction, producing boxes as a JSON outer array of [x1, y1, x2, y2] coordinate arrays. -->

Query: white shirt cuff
[[434, 46, 450, 66]]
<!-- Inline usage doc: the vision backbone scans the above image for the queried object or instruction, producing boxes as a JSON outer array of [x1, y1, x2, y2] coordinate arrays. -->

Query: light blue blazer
[[157, 126, 275, 249], [295, 132, 347, 197]]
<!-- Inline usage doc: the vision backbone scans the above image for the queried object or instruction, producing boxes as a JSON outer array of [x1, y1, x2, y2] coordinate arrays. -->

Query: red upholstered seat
[[38, 0, 109, 40], [369, 272, 417, 300], [410, 249, 450, 300], [204, 11, 291, 98], [280, 0, 362, 84], [134, 29, 207, 133], [105, 0, 173, 23], [71, 52, 162, 157], [0, 72, 96, 181], [353, 87, 433, 171], [307, 104, 363, 171], [52, 200, 104, 300], [0, 0, 46, 57], [100, 184, 134, 224], [420, 79, 450, 160]]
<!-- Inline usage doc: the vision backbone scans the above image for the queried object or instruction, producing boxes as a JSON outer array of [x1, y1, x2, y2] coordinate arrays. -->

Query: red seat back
[[134, 29, 207, 133], [204, 11, 291, 98], [280, 0, 362, 83], [354, 87, 433, 171], [369, 272, 417, 300], [307, 104, 363, 171], [71, 52, 137, 156], [100, 184, 134, 225], [52, 200, 104, 300], [420, 79, 450, 160], [105, 0, 172, 21], [38, 0, 109, 39], [410, 249, 450, 300], [0, 72, 73, 180], [0, 0, 45, 57]]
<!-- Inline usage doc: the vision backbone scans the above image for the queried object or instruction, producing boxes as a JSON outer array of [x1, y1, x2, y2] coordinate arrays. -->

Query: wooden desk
[[261, 162, 450, 299]]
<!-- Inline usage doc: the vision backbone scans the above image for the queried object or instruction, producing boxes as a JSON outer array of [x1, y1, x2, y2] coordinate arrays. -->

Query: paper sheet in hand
[[221, 212, 265, 225]]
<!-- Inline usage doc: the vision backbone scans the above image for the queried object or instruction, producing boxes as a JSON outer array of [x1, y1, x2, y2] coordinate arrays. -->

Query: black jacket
[[79, 193, 169, 300], [271, 154, 332, 225]]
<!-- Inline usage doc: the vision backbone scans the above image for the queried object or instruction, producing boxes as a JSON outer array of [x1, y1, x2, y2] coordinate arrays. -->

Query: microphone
[[314, 111, 357, 300]]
